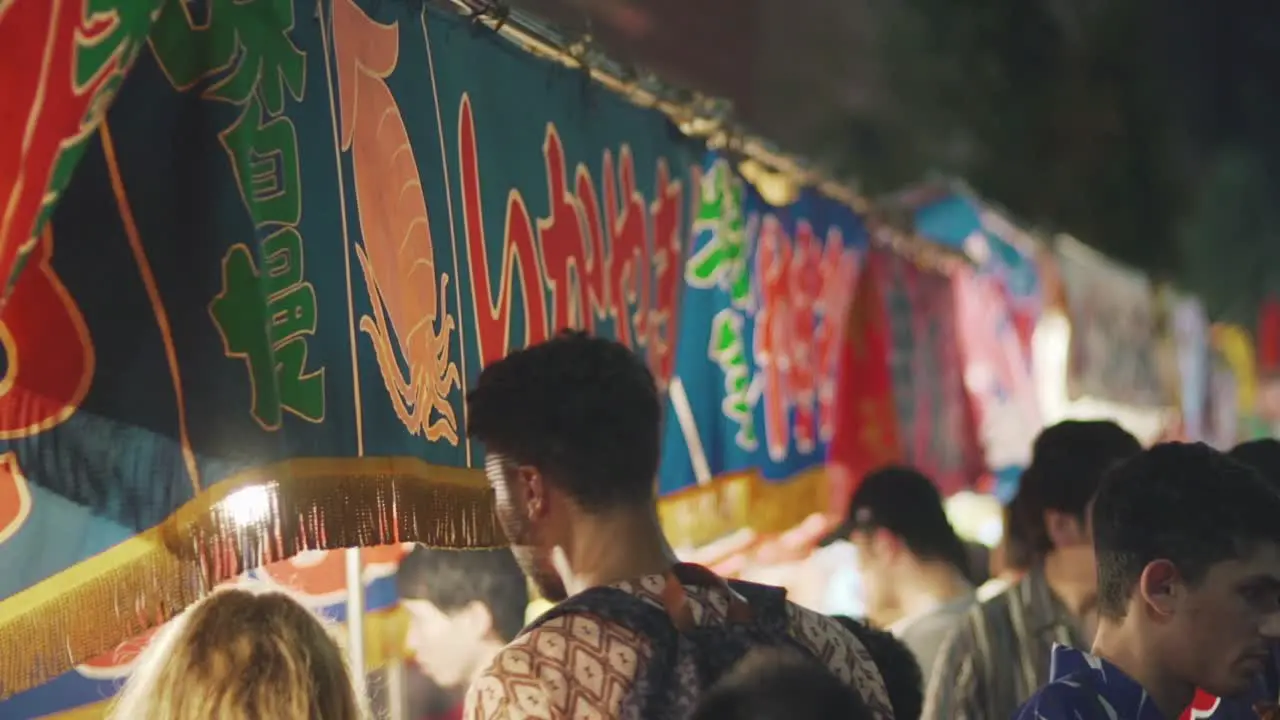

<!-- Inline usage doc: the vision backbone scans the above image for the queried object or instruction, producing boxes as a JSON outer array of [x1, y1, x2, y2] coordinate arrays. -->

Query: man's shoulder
[[1013, 673, 1102, 719], [783, 599, 866, 665], [946, 582, 1019, 643], [465, 612, 651, 720]]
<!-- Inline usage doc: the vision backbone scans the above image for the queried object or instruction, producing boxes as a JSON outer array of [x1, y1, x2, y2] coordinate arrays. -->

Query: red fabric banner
[[1258, 296, 1280, 377], [878, 251, 982, 496], [826, 252, 901, 511], [0, 0, 157, 299]]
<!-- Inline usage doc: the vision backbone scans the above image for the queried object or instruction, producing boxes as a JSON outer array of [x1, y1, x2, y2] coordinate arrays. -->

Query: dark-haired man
[[924, 419, 1141, 720], [827, 466, 975, 677], [1014, 442, 1280, 720], [462, 331, 893, 719], [397, 546, 529, 720], [1178, 439, 1280, 720]]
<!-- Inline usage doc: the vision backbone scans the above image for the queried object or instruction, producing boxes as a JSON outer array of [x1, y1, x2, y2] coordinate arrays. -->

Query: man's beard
[[500, 503, 569, 602], [512, 545, 569, 602]]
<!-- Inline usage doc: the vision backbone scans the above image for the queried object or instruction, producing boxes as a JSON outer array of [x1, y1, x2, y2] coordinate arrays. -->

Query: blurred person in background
[[1014, 443, 1280, 720], [825, 466, 975, 678], [690, 647, 874, 720], [108, 587, 363, 720], [923, 419, 1141, 720], [980, 487, 1035, 601], [963, 541, 991, 588], [463, 332, 893, 719], [835, 616, 926, 720], [397, 546, 528, 720]]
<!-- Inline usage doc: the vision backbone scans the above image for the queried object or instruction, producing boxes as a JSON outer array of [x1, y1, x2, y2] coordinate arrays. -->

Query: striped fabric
[[921, 565, 1085, 720]]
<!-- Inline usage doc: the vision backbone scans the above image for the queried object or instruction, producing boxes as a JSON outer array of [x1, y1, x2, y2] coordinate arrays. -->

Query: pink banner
[[954, 267, 1041, 471], [878, 252, 982, 495]]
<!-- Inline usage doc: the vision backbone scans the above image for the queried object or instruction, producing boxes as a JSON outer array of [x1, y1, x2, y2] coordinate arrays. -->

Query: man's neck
[[557, 506, 678, 596], [894, 560, 973, 622], [1042, 553, 1098, 640], [1092, 621, 1194, 719]]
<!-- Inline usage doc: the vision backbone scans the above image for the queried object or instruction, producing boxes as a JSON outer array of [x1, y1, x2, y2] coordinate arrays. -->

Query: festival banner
[[658, 153, 868, 548], [898, 187, 1043, 354], [1204, 352, 1240, 450], [1170, 294, 1210, 441], [826, 255, 900, 509], [878, 250, 982, 496], [0, 546, 406, 719], [1056, 235, 1165, 407], [953, 266, 1041, 482], [1256, 298, 1280, 427], [1258, 297, 1280, 378], [1214, 324, 1259, 419], [0, 0, 701, 696], [0, 1, 162, 300]]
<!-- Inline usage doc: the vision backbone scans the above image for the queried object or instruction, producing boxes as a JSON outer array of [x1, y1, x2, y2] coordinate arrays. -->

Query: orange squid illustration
[[332, 0, 460, 444]]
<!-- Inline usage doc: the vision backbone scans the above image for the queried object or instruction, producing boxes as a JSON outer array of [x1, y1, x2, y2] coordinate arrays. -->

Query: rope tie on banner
[[467, 0, 510, 30], [439, 0, 964, 273]]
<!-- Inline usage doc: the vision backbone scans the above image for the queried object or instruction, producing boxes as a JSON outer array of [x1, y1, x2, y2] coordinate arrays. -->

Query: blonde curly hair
[[109, 586, 364, 720]]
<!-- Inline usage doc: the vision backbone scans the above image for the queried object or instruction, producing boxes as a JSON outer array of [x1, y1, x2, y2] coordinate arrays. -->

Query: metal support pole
[[344, 548, 368, 695]]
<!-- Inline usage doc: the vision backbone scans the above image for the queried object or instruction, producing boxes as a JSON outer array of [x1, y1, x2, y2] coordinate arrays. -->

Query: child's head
[[691, 647, 873, 720]]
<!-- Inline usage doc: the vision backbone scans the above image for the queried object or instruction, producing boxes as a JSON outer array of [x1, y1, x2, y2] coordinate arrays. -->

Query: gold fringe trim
[[657, 465, 829, 550], [0, 457, 501, 699]]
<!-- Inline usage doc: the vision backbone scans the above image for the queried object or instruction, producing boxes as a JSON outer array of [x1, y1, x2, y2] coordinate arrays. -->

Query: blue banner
[[658, 153, 868, 545]]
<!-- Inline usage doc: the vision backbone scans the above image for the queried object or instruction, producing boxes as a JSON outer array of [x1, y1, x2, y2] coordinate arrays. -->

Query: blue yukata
[[1013, 644, 1166, 720]]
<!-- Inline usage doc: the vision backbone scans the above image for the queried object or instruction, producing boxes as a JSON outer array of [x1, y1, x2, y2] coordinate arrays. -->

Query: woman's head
[[110, 587, 363, 720]]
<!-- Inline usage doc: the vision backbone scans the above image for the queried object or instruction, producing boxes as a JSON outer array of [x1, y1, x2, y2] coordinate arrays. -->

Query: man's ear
[[1044, 509, 1088, 549], [517, 465, 549, 521], [1138, 559, 1181, 617]]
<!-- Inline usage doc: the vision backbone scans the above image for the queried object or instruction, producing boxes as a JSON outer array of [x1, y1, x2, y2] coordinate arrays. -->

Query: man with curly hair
[[462, 331, 894, 720]]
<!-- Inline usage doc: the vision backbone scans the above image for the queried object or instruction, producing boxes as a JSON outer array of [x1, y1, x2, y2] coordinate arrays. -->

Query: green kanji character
[[220, 94, 303, 227], [685, 160, 750, 306], [709, 309, 757, 449], [211, 244, 324, 429], [150, 0, 305, 113]]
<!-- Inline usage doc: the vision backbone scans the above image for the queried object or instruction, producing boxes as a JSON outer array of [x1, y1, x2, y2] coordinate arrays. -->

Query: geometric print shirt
[[464, 571, 894, 720]]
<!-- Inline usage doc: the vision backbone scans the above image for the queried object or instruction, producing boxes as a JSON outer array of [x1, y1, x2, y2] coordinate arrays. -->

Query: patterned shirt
[[1014, 644, 1167, 720], [922, 565, 1085, 720], [464, 572, 893, 720]]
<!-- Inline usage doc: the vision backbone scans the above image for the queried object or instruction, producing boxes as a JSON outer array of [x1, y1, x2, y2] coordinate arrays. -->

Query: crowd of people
[[102, 332, 1280, 719]]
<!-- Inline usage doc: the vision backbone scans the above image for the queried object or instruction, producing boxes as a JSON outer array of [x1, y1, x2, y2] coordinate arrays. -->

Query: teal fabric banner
[[0, 0, 700, 698]]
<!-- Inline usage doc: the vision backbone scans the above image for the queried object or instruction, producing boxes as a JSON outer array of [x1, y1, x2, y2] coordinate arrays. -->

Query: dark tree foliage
[[825, 0, 1280, 323]]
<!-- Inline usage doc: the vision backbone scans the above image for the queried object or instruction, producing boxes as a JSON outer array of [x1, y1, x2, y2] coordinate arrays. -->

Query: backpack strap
[[525, 584, 678, 642], [522, 564, 785, 638]]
